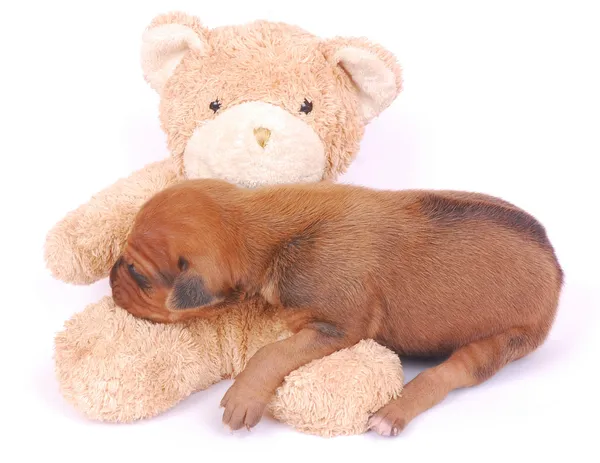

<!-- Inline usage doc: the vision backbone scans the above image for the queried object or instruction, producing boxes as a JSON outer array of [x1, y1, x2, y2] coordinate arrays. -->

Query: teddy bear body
[[47, 12, 405, 437]]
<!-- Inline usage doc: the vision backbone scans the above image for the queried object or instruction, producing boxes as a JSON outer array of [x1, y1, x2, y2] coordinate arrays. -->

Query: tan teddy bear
[[47, 11, 405, 437]]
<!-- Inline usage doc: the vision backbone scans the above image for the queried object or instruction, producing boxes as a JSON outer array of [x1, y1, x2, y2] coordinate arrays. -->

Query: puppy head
[[109, 253, 230, 323], [109, 182, 241, 323]]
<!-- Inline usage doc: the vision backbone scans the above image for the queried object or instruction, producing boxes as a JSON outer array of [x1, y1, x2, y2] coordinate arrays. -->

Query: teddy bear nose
[[253, 127, 271, 148]]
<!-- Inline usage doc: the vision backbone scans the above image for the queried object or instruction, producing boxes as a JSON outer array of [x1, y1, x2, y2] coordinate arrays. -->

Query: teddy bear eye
[[209, 99, 221, 113], [300, 99, 313, 114]]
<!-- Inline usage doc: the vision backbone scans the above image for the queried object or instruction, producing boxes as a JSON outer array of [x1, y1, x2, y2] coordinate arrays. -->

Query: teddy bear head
[[141, 12, 402, 187]]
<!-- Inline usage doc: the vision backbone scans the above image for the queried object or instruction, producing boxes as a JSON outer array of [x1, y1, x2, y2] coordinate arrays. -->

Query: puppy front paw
[[220, 381, 270, 431]]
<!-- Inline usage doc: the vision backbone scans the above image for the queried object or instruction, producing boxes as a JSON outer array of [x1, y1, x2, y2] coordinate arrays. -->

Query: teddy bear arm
[[54, 295, 225, 422], [44, 158, 182, 285]]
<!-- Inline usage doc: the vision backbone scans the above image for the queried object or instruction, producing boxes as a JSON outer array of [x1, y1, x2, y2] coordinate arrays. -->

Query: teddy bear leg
[[267, 339, 404, 437]]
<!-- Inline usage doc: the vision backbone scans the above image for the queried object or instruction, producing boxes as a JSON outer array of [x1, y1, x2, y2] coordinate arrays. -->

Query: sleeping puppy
[[109, 178, 563, 436]]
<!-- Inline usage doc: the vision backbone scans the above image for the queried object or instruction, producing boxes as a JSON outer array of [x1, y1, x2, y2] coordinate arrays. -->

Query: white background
[[1, 1, 599, 462]]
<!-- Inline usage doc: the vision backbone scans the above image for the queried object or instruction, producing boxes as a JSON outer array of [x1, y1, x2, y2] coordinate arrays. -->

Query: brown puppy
[[109, 178, 563, 436]]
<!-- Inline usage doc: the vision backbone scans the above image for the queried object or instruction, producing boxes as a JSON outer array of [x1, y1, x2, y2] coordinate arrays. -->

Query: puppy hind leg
[[368, 326, 545, 436]]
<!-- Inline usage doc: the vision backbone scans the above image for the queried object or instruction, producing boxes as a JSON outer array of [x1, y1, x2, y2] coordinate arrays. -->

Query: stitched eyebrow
[[127, 263, 152, 291]]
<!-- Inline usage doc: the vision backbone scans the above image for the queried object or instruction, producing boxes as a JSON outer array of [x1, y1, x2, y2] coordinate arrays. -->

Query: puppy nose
[[253, 127, 271, 148]]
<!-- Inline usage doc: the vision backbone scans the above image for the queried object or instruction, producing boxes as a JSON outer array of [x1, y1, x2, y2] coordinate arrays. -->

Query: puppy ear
[[141, 12, 209, 94], [166, 272, 223, 310], [321, 37, 402, 123]]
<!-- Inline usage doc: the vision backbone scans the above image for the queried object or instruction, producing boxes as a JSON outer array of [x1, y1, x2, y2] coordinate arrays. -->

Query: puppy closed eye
[[127, 262, 151, 291]]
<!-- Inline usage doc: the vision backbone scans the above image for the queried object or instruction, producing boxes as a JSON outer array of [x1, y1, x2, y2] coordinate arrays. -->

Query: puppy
[[110, 178, 563, 436]]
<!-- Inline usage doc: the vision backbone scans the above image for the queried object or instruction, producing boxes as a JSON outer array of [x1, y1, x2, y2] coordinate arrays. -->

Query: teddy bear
[[46, 11, 405, 437]]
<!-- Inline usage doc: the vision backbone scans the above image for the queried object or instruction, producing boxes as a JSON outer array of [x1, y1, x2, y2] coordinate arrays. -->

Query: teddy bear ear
[[322, 37, 403, 123], [141, 12, 209, 94]]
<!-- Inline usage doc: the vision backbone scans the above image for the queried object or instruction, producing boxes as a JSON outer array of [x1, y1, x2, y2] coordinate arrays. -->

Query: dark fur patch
[[311, 322, 344, 338], [419, 193, 551, 247], [473, 362, 497, 383], [507, 333, 528, 351], [273, 230, 320, 308], [279, 275, 315, 308], [171, 274, 215, 309]]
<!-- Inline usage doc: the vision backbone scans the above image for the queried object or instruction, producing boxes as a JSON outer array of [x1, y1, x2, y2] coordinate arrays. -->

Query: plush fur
[[109, 179, 563, 435], [47, 12, 404, 436]]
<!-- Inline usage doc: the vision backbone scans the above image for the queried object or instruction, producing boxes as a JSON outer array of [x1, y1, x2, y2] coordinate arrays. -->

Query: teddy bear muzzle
[[182, 101, 326, 188]]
